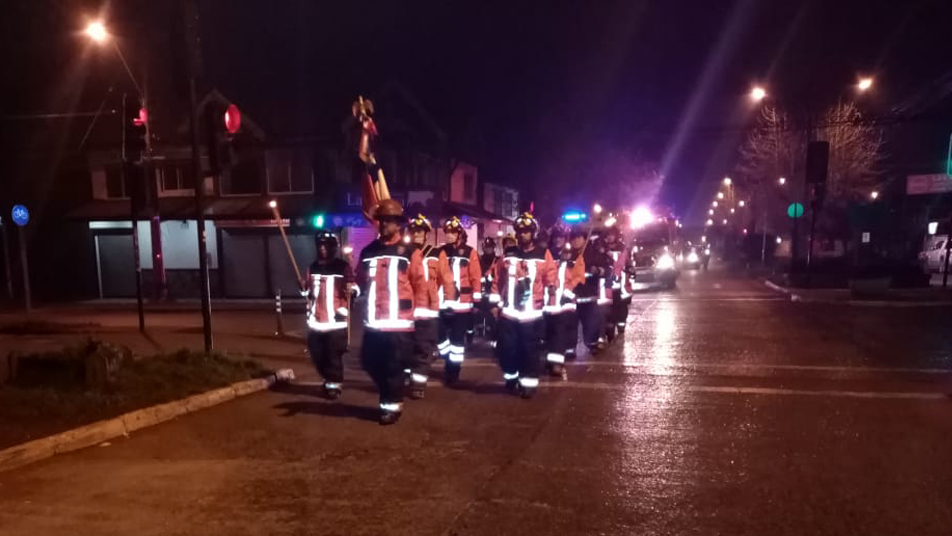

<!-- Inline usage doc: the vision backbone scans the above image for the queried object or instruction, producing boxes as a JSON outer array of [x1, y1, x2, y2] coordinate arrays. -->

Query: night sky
[[3, 0, 951, 223]]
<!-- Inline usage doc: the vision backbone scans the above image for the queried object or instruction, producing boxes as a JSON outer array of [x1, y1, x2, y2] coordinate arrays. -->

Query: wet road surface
[[2, 269, 951, 535]]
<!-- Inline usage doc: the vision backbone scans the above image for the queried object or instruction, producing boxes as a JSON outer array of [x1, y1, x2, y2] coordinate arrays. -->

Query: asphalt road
[[2, 268, 952, 535]]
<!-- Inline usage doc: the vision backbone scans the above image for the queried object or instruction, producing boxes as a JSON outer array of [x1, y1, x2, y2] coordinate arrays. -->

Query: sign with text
[[906, 173, 952, 195]]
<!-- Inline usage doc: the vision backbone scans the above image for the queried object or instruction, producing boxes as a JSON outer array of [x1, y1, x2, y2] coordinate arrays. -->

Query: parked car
[[919, 235, 948, 273]]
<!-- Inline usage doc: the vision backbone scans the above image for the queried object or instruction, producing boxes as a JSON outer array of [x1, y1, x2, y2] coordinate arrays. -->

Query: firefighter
[[543, 224, 585, 378], [357, 199, 427, 425], [406, 214, 455, 400], [459, 228, 477, 345], [502, 233, 517, 252], [564, 228, 588, 361], [489, 212, 557, 398], [604, 225, 633, 343], [437, 217, 482, 385], [477, 237, 499, 341], [576, 232, 612, 353], [304, 231, 355, 400]]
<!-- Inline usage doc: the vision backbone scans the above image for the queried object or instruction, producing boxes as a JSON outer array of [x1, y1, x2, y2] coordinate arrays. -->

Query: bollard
[[274, 289, 285, 337]]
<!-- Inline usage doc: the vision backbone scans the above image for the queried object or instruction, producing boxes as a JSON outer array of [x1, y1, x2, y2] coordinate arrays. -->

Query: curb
[[763, 280, 952, 307], [0, 368, 295, 474]]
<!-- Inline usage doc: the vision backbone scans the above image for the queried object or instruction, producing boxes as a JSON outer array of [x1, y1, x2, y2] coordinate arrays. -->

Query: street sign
[[906, 173, 952, 195], [862, 232, 871, 244], [787, 203, 804, 219], [11, 205, 29, 226]]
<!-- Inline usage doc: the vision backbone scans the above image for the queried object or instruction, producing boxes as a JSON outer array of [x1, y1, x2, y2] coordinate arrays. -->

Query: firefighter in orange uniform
[[406, 214, 455, 399], [357, 199, 428, 425], [490, 212, 557, 398], [437, 217, 482, 385], [305, 231, 355, 400], [543, 225, 585, 378]]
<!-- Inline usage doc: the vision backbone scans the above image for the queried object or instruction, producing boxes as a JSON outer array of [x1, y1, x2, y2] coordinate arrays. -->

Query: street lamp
[[717, 192, 725, 200], [870, 190, 879, 200], [712, 201, 718, 207], [706, 219, 713, 226], [708, 209, 714, 215], [85, 21, 109, 43], [730, 208, 735, 214], [857, 77, 874, 92], [750, 86, 767, 102], [778, 177, 786, 186], [723, 177, 732, 186], [593, 203, 603, 215], [738, 200, 746, 207], [722, 219, 728, 225]]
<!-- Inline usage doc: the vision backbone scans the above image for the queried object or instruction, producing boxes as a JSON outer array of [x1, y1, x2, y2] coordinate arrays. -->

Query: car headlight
[[656, 253, 675, 270], [687, 251, 699, 263]]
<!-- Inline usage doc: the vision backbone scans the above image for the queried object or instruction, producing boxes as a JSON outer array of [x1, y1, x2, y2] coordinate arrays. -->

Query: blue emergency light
[[562, 211, 588, 223]]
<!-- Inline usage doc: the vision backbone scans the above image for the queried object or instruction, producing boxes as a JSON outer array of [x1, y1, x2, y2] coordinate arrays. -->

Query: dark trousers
[[608, 297, 631, 332], [544, 312, 572, 363], [564, 309, 579, 357], [362, 329, 413, 405], [475, 299, 497, 339], [438, 311, 468, 364], [497, 318, 544, 381], [410, 318, 438, 380], [307, 329, 348, 385], [577, 302, 605, 347]]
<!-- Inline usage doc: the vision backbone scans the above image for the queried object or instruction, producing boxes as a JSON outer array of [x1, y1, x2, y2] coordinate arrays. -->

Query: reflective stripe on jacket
[[491, 245, 556, 322], [306, 258, 354, 332], [417, 244, 455, 318], [439, 244, 482, 311], [357, 237, 427, 332]]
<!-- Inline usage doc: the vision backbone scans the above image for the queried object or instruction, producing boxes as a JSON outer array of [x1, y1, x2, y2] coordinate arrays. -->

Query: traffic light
[[204, 101, 241, 176], [311, 213, 326, 229], [123, 96, 147, 163]]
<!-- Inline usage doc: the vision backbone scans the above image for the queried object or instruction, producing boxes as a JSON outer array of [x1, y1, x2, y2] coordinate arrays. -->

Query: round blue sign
[[11, 205, 29, 226]]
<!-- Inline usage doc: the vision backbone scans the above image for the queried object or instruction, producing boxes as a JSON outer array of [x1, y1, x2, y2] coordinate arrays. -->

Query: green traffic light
[[312, 214, 325, 228]]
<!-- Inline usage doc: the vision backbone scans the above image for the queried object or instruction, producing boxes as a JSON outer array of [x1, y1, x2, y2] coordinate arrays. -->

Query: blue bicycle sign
[[11, 205, 29, 226]]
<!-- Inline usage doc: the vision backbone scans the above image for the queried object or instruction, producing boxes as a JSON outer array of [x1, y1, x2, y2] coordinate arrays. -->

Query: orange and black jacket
[[489, 245, 557, 322], [305, 258, 355, 332], [606, 242, 633, 300], [416, 244, 456, 319], [577, 245, 613, 305], [438, 244, 482, 311], [545, 247, 586, 314], [356, 235, 427, 332]]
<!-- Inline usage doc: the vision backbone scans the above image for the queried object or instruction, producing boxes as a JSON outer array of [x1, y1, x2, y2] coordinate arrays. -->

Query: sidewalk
[[764, 279, 952, 306]]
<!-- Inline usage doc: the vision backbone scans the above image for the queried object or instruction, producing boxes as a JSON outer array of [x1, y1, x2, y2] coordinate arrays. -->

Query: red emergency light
[[224, 104, 241, 135]]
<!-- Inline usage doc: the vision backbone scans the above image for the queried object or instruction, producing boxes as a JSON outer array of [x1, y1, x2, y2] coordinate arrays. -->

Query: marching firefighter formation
[[303, 199, 636, 425]]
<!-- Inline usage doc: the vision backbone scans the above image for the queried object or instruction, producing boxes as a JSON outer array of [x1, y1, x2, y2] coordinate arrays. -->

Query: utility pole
[[184, 0, 213, 352]]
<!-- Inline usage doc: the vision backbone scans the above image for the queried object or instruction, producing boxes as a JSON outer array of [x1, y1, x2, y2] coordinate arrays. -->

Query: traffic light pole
[[185, 14, 213, 353], [121, 93, 146, 333]]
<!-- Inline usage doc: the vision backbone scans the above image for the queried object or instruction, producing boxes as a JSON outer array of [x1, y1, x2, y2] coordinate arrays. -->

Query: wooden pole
[[269, 203, 304, 290]]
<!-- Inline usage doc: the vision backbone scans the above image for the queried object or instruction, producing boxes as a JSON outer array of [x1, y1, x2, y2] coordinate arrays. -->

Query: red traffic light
[[133, 107, 147, 126], [224, 104, 241, 135]]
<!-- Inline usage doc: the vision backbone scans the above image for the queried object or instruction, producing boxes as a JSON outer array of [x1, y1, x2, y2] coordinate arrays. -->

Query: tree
[[735, 101, 886, 239]]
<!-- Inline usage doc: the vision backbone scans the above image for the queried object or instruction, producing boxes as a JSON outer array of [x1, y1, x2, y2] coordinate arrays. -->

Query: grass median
[[1, 341, 271, 450]]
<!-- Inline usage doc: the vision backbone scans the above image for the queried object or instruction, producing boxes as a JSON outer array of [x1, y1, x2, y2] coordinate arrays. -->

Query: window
[[266, 149, 314, 193], [157, 162, 195, 192], [463, 172, 476, 201], [104, 164, 128, 198]]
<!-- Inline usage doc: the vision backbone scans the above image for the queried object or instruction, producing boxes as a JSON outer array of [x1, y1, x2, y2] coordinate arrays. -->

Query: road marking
[[543, 382, 950, 400], [426, 359, 952, 375]]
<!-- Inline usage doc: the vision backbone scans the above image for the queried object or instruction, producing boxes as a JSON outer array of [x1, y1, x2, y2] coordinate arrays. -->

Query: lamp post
[[85, 20, 166, 302]]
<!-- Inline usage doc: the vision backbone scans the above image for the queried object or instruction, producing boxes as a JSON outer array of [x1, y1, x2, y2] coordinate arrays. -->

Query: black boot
[[323, 383, 342, 400], [379, 410, 402, 425]]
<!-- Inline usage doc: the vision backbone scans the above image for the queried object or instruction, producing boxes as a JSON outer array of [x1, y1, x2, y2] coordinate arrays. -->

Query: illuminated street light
[[738, 200, 746, 207], [776, 237, 782, 244], [268, 200, 278, 209], [630, 206, 653, 229], [722, 219, 728, 225], [857, 77, 874, 92], [701, 236, 707, 243], [85, 21, 109, 43], [706, 219, 713, 226], [750, 86, 767, 102], [730, 208, 735, 214], [723, 177, 732, 186], [717, 192, 725, 200], [593, 203, 603, 215], [778, 177, 786, 186], [870, 190, 879, 200], [743, 228, 748, 234], [708, 209, 714, 215], [712, 201, 718, 207]]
